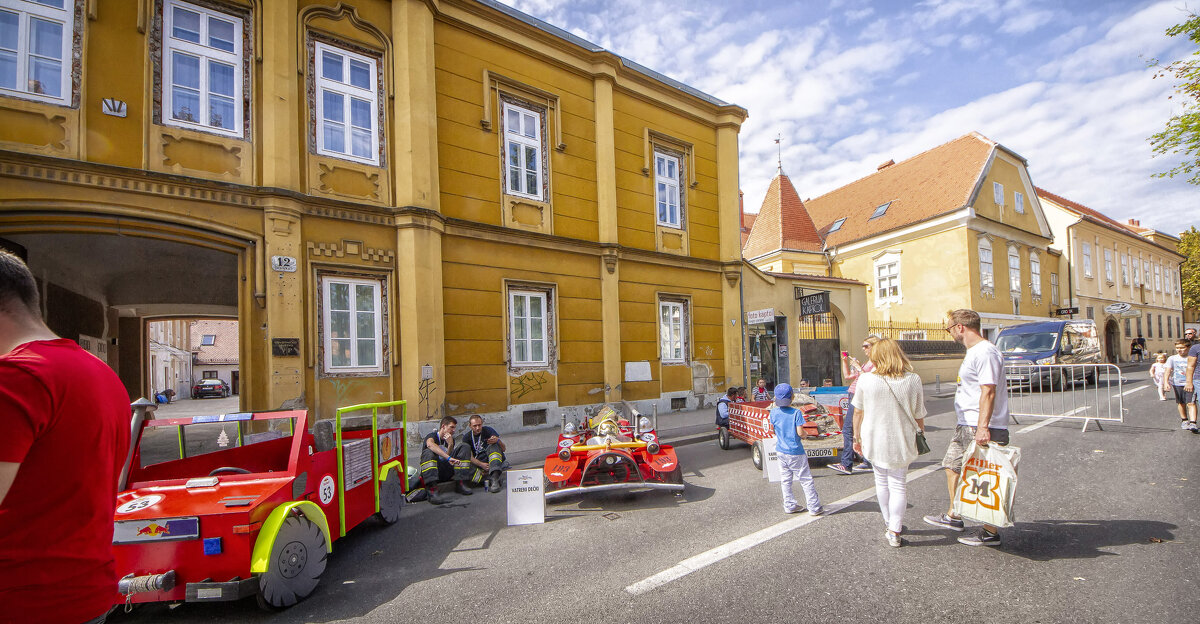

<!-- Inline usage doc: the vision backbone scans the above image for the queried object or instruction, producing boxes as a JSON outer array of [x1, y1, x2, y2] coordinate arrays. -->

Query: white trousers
[[873, 465, 908, 533], [778, 452, 821, 512]]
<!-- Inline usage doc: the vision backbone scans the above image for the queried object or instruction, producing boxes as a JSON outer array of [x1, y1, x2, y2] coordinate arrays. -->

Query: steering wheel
[[208, 466, 251, 476]]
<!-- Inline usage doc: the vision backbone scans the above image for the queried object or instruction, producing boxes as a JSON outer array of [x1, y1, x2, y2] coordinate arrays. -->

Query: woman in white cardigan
[[851, 338, 926, 547]]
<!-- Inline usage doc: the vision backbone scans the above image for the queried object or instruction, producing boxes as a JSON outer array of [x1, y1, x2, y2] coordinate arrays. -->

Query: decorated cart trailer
[[718, 387, 850, 469], [112, 400, 408, 610], [543, 405, 683, 500]]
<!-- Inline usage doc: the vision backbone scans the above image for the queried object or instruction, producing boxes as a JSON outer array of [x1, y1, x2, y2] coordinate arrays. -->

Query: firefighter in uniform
[[408, 416, 480, 504], [463, 415, 507, 493]]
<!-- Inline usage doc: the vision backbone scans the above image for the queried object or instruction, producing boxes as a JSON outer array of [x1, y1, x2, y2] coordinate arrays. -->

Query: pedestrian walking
[[1130, 339, 1141, 363], [1166, 340, 1194, 430], [1183, 335, 1200, 434], [924, 308, 1011, 547], [768, 383, 823, 516], [0, 250, 132, 624], [830, 335, 878, 475], [1150, 353, 1169, 401], [851, 338, 926, 547]]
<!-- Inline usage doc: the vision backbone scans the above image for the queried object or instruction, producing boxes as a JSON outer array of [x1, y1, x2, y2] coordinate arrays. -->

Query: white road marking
[[1118, 385, 1146, 397], [1016, 417, 1062, 434], [624, 464, 943, 596]]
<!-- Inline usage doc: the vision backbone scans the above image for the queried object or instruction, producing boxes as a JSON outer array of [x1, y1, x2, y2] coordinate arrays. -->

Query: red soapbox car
[[111, 400, 408, 610], [543, 404, 684, 500]]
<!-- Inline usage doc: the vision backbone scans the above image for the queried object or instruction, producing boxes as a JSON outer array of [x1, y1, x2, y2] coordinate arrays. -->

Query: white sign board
[[746, 308, 775, 324], [506, 469, 545, 526], [762, 437, 782, 482], [625, 361, 652, 382], [1103, 302, 1131, 314]]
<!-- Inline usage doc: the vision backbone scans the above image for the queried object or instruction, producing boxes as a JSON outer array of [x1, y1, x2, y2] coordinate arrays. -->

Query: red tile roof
[[742, 173, 824, 259], [1036, 187, 1184, 254], [740, 212, 756, 248], [190, 319, 239, 365], [804, 133, 997, 247]]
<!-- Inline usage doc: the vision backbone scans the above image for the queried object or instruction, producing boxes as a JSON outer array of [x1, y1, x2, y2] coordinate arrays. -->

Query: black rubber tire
[[751, 441, 763, 471], [257, 515, 328, 609], [718, 427, 731, 450], [375, 467, 405, 524]]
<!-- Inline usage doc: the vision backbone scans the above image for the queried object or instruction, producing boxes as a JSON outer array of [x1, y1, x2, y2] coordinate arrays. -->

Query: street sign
[[1103, 302, 1131, 314], [799, 291, 830, 317], [1055, 307, 1079, 316]]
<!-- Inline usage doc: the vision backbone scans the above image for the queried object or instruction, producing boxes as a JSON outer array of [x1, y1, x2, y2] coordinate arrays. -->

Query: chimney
[[877, 159, 895, 171], [1127, 219, 1140, 227]]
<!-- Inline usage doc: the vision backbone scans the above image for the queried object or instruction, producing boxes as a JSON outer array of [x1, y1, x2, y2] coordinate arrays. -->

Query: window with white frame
[[1008, 246, 1021, 293], [655, 150, 682, 228], [163, 1, 243, 136], [979, 237, 994, 291], [1050, 273, 1059, 305], [200, 334, 216, 346], [315, 42, 379, 165], [322, 276, 383, 374], [1030, 253, 1041, 297], [1014, 191, 1024, 214], [874, 252, 901, 303], [509, 288, 549, 366], [502, 100, 544, 201], [1081, 242, 1092, 278], [0, 0, 73, 103], [1120, 254, 1129, 285], [992, 182, 1004, 204], [1133, 255, 1141, 286], [1154, 264, 1161, 291], [1143, 259, 1151, 290], [1103, 248, 1113, 282], [659, 298, 689, 364]]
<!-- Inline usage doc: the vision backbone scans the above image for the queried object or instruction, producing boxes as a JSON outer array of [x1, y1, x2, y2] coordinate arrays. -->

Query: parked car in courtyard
[[192, 379, 231, 399]]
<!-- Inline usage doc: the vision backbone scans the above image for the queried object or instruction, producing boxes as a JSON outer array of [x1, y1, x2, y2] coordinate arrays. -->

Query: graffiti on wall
[[510, 371, 548, 400]]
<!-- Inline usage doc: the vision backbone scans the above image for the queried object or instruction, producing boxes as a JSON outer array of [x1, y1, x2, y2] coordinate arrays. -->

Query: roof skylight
[[828, 218, 846, 233], [869, 202, 891, 219]]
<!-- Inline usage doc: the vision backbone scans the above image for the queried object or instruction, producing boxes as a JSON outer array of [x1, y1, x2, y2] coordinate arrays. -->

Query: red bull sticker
[[113, 517, 200, 544], [116, 494, 163, 514]]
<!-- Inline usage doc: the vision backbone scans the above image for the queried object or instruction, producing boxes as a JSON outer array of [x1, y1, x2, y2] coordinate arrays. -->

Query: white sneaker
[[885, 530, 903, 547]]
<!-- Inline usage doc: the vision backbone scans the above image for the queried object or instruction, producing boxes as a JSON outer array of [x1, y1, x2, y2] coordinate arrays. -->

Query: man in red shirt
[[0, 250, 131, 624]]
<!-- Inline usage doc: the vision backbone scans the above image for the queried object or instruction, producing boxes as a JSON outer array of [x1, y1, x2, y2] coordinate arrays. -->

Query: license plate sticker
[[804, 448, 835, 458]]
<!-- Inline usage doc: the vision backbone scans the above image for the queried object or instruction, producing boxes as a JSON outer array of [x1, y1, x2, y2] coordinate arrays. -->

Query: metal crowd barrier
[[1004, 363, 1125, 432]]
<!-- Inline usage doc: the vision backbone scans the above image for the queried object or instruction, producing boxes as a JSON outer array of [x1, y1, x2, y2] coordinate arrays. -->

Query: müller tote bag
[[952, 441, 1021, 528]]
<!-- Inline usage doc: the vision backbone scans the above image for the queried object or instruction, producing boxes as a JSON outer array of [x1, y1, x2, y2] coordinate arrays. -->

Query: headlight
[[1036, 356, 1055, 365], [563, 421, 576, 435], [638, 417, 651, 431], [558, 448, 571, 461], [647, 442, 660, 454]]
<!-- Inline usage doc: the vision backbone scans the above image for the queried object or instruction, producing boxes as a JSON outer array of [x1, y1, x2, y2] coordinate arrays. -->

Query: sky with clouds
[[497, 0, 1198, 236]]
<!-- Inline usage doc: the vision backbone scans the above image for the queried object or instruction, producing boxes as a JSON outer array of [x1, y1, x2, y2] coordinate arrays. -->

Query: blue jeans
[[839, 399, 871, 469]]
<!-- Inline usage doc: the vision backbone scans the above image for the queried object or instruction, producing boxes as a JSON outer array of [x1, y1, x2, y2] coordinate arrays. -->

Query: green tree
[[1149, 13, 1200, 184], [1180, 226, 1200, 313]]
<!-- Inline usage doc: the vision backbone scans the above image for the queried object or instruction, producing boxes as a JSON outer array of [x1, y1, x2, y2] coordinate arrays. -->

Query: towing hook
[[119, 569, 177, 596]]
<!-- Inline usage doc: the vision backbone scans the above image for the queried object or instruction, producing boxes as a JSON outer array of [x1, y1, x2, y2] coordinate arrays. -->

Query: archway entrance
[[1104, 318, 1120, 363], [0, 226, 244, 401]]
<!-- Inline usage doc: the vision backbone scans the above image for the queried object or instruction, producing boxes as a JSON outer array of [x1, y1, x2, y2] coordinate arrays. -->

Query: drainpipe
[[739, 261, 748, 390]]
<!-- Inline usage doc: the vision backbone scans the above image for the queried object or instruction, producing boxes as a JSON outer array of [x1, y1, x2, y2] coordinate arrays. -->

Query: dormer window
[[827, 217, 846, 233], [869, 202, 891, 220]]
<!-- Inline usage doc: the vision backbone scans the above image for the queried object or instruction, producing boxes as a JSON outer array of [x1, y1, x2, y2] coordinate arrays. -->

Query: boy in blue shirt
[[768, 383, 824, 515]]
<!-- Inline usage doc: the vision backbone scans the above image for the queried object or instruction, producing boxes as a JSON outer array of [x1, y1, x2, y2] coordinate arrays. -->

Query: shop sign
[[746, 308, 775, 324], [799, 291, 830, 317]]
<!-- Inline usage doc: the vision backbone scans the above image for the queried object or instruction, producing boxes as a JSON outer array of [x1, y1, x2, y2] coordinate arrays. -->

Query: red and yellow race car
[[112, 400, 408, 610], [542, 405, 683, 500]]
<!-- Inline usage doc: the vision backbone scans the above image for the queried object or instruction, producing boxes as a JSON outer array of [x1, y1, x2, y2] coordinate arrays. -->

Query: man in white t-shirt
[[923, 309, 1010, 547]]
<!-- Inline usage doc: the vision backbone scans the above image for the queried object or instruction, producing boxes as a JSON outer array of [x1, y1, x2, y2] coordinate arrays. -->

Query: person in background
[[1131, 339, 1141, 363], [1150, 353, 1169, 401], [852, 338, 926, 547], [735, 387, 748, 403], [462, 415, 507, 493], [715, 387, 738, 427], [1183, 336, 1200, 434], [830, 336, 879, 475], [0, 250, 132, 624], [752, 378, 770, 401], [768, 383, 823, 516], [1166, 340, 1194, 430]]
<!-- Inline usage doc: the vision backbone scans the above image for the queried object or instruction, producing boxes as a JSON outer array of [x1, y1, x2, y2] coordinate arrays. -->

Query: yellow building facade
[[1038, 190, 1186, 361], [0, 0, 747, 432]]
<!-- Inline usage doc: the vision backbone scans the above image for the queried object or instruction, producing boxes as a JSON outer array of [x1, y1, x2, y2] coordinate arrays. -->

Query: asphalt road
[[115, 376, 1200, 623]]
